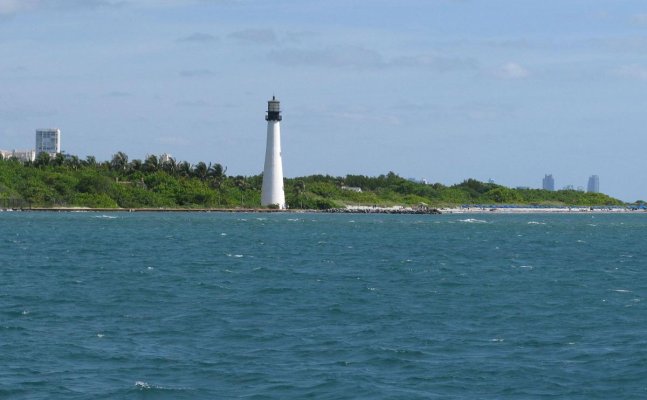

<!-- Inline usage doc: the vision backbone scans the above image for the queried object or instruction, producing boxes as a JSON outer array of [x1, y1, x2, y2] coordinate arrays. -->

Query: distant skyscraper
[[35, 129, 61, 156], [587, 175, 600, 193], [542, 174, 555, 191]]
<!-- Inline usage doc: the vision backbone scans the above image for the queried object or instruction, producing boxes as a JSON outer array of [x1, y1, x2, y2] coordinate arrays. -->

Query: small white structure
[[0, 149, 36, 162], [261, 96, 286, 209], [160, 153, 173, 163], [36, 128, 61, 156]]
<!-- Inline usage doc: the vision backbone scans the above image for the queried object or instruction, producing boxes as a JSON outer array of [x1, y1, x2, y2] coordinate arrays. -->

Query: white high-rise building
[[261, 96, 286, 209], [35, 129, 61, 156], [587, 175, 600, 193]]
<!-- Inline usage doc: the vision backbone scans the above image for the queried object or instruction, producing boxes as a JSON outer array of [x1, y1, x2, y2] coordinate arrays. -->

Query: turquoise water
[[1, 212, 646, 399]]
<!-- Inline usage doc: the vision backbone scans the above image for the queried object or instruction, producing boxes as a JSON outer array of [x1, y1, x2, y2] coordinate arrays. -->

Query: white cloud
[[616, 64, 647, 80], [178, 32, 218, 43], [0, 0, 180, 15], [0, 0, 38, 14], [495, 62, 530, 79], [632, 13, 647, 24], [268, 46, 384, 69], [268, 46, 476, 72], [391, 54, 477, 72], [229, 29, 277, 45]]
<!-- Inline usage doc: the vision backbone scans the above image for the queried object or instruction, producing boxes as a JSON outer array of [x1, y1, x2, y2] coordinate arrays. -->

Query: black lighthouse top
[[266, 96, 282, 121]]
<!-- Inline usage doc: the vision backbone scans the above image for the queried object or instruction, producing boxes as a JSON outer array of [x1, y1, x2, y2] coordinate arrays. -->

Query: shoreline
[[1, 206, 645, 214]]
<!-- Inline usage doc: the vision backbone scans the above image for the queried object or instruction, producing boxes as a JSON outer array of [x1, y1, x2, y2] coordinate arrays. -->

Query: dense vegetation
[[0, 153, 624, 209]]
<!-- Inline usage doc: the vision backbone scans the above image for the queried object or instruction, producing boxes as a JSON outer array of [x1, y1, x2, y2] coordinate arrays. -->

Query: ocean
[[1, 211, 646, 399]]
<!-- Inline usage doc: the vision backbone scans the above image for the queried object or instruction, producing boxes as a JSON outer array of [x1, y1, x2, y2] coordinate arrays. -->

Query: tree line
[[0, 152, 626, 209]]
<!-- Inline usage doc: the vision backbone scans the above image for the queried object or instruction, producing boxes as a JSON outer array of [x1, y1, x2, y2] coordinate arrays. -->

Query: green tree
[[34, 152, 51, 168], [110, 151, 128, 172], [143, 155, 159, 173]]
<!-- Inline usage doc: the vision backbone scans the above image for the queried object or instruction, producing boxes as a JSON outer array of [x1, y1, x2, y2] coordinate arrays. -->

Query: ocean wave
[[135, 381, 150, 390], [458, 218, 487, 223]]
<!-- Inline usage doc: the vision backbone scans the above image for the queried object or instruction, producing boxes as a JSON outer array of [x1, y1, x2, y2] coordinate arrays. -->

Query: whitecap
[[135, 381, 150, 389], [97, 333, 105, 338], [612, 289, 631, 293], [527, 221, 546, 225], [220, 233, 227, 236], [490, 338, 504, 342], [21, 310, 29, 315], [459, 218, 487, 223], [94, 215, 117, 219], [233, 254, 243, 258], [518, 265, 533, 269]]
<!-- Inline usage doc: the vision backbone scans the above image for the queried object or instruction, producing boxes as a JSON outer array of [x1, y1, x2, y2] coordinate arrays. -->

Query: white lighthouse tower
[[261, 96, 286, 209]]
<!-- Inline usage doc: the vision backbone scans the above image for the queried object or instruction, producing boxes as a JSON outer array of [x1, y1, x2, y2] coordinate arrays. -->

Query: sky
[[1, 0, 646, 201]]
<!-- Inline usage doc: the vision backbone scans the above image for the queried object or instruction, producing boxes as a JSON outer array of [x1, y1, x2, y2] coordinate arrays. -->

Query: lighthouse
[[261, 96, 286, 209]]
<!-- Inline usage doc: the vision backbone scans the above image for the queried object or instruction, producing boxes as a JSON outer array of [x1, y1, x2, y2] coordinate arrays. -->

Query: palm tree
[[53, 153, 65, 167], [143, 154, 159, 173], [178, 161, 192, 178], [161, 156, 177, 175], [193, 162, 208, 181], [110, 151, 128, 172], [84, 155, 97, 168], [209, 163, 226, 179], [128, 159, 142, 173], [64, 155, 80, 170], [234, 176, 248, 207], [293, 180, 305, 209]]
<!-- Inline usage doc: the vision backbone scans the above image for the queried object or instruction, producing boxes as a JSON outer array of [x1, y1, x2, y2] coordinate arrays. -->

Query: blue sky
[[1, 0, 646, 201]]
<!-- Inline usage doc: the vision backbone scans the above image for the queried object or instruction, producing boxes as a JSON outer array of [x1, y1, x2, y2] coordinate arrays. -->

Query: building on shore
[[36, 128, 61, 156], [160, 153, 173, 163], [587, 175, 600, 193], [261, 96, 286, 209], [542, 174, 555, 191], [0, 149, 36, 162]]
